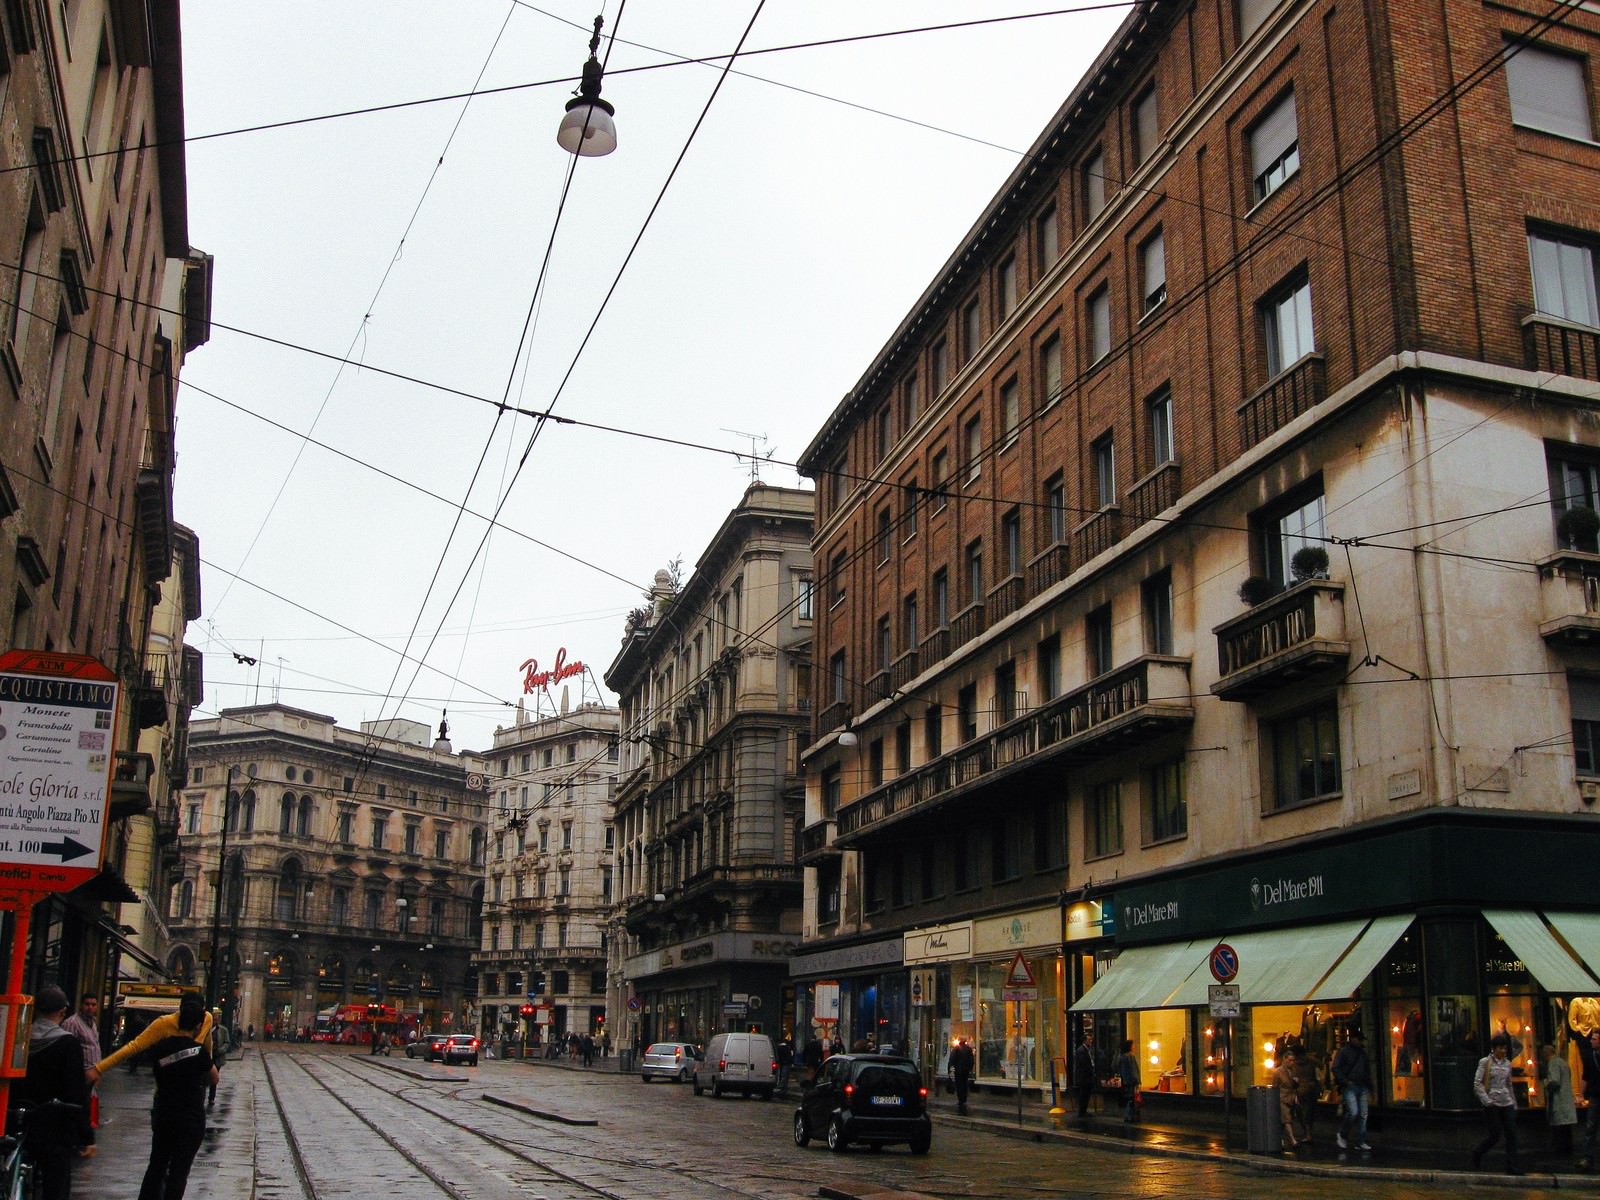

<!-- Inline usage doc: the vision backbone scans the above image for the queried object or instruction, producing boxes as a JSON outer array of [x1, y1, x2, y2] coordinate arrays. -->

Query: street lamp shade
[[837, 729, 859, 748], [557, 98, 616, 157]]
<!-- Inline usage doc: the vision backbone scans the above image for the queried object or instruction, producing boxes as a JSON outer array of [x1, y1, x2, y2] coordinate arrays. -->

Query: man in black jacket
[[14, 985, 93, 1200], [137, 995, 217, 1200], [1580, 1028, 1600, 1171], [1074, 1031, 1098, 1120]]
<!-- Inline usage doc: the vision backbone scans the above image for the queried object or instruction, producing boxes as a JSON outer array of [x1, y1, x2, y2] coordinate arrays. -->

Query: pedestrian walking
[[1542, 1044, 1577, 1155], [801, 1033, 824, 1085], [1471, 1033, 1525, 1175], [61, 993, 101, 1129], [774, 1036, 793, 1094], [600, 1030, 612, 1058], [1115, 1038, 1142, 1124], [1073, 1031, 1098, 1120], [1332, 1027, 1373, 1151], [580, 1033, 595, 1067], [207, 1018, 229, 1110], [137, 994, 218, 1200], [949, 1037, 975, 1116], [1273, 1043, 1303, 1148], [14, 985, 94, 1200], [1578, 1028, 1600, 1171], [1293, 1044, 1321, 1144]]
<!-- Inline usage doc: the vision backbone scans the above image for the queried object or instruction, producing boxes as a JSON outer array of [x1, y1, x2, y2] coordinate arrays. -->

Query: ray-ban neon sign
[[521, 647, 585, 695]]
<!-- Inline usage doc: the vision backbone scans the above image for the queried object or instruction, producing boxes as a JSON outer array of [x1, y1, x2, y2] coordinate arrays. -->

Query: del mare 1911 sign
[[0, 651, 117, 893]]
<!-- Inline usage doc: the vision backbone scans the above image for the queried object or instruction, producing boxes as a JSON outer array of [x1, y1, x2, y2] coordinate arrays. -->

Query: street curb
[[481, 1092, 599, 1126], [818, 1184, 939, 1200]]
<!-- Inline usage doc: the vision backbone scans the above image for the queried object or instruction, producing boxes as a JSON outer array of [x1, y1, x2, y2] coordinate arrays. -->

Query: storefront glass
[[1381, 926, 1425, 1107], [1484, 921, 1539, 1107], [1130, 1008, 1190, 1094]]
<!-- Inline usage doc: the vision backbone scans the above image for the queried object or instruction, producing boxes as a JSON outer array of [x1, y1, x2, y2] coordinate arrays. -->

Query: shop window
[[1129, 1009, 1191, 1095], [1265, 697, 1342, 809], [1382, 928, 1426, 1108]]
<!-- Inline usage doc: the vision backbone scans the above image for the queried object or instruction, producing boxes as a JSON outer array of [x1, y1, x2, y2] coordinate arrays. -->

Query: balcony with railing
[[1029, 542, 1072, 597], [1074, 507, 1123, 565], [797, 818, 840, 865], [1537, 550, 1600, 645], [818, 699, 850, 738], [864, 669, 892, 705], [1127, 460, 1181, 526], [1237, 353, 1326, 451], [129, 652, 170, 730], [1211, 580, 1350, 701], [836, 655, 1194, 845], [950, 602, 986, 648], [1524, 313, 1600, 383], [987, 576, 1026, 624], [890, 649, 920, 691], [920, 626, 951, 666]]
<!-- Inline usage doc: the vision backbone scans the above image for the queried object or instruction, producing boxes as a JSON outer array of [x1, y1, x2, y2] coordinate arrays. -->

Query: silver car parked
[[640, 1041, 700, 1083]]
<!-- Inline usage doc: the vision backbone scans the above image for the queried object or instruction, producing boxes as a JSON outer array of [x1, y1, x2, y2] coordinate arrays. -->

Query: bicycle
[[0, 1100, 85, 1200]]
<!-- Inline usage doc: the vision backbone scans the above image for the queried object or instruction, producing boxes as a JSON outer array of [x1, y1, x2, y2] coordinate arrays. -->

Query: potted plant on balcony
[[1290, 545, 1331, 582], [1238, 575, 1277, 607], [1557, 504, 1600, 552]]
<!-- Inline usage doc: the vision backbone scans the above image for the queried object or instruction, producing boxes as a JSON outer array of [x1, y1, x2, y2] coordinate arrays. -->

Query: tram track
[[260, 1048, 783, 1200]]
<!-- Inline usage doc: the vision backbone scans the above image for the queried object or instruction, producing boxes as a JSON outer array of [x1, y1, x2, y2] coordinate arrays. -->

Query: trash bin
[[1246, 1085, 1281, 1154], [618, 1048, 634, 1074]]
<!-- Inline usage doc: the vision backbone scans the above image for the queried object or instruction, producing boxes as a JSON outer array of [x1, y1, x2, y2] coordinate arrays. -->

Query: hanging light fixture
[[556, 16, 617, 157]]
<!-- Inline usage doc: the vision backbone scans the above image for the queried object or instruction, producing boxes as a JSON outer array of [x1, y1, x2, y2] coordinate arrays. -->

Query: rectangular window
[[869, 738, 885, 788], [1529, 229, 1599, 328], [1036, 203, 1059, 270], [896, 720, 912, 774], [1086, 781, 1123, 858], [962, 298, 981, 362], [337, 808, 354, 843], [965, 539, 983, 605], [998, 255, 1018, 317], [964, 415, 982, 482], [990, 815, 1021, 882], [1001, 508, 1022, 577], [371, 813, 387, 850], [1141, 229, 1167, 314], [932, 449, 949, 511], [830, 457, 847, 512], [877, 614, 892, 670], [1551, 451, 1600, 550], [366, 893, 381, 928], [902, 372, 919, 426], [1038, 333, 1062, 409], [1148, 387, 1174, 467], [794, 571, 814, 620], [1572, 676, 1600, 776], [435, 827, 448, 858], [1092, 433, 1116, 507], [877, 507, 892, 564], [930, 338, 948, 396], [1264, 273, 1314, 376], [1250, 90, 1300, 202], [1034, 797, 1067, 871], [933, 568, 950, 628], [903, 593, 918, 651], [1038, 634, 1062, 702], [1268, 697, 1342, 808], [822, 767, 841, 817], [958, 683, 979, 743], [829, 649, 847, 703], [404, 823, 419, 855], [1086, 604, 1113, 677], [830, 549, 847, 606], [1084, 148, 1106, 220], [1046, 473, 1067, 544], [1000, 378, 1020, 446], [1143, 570, 1174, 655], [1260, 487, 1326, 586], [920, 842, 940, 900], [1087, 285, 1111, 363], [995, 660, 1018, 724], [876, 405, 892, 463], [1134, 85, 1159, 164], [924, 706, 943, 759], [1505, 43, 1594, 141], [1146, 758, 1188, 842], [903, 480, 918, 538]]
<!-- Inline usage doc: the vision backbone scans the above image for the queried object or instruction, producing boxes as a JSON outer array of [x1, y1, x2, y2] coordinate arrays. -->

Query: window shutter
[[1505, 45, 1593, 141], [1250, 90, 1298, 176]]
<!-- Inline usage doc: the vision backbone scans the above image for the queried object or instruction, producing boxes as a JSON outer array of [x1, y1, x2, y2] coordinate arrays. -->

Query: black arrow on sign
[[39, 836, 93, 861]]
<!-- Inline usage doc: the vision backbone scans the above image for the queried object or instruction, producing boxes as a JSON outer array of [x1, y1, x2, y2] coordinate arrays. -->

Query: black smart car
[[792, 1054, 931, 1154]]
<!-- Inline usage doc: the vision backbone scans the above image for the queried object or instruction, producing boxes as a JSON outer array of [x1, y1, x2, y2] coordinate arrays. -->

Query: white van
[[693, 1031, 776, 1099]]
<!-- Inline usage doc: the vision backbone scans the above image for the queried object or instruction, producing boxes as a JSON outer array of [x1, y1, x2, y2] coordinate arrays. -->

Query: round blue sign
[[1210, 942, 1240, 984]]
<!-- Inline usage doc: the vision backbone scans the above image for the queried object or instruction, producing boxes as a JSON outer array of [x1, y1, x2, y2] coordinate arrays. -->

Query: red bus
[[312, 1003, 400, 1045]]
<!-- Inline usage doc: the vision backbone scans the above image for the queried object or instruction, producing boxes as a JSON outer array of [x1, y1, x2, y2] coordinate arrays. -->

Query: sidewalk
[[504, 1051, 1600, 1189]]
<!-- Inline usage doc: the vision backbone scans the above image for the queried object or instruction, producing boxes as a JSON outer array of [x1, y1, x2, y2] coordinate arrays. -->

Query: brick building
[[794, 0, 1600, 1116]]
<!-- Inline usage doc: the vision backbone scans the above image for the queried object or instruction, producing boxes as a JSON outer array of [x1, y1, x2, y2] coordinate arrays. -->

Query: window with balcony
[[1141, 228, 1167, 315], [1143, 570, 1174, 655], [1146, 758, 1187, 843], [1086, 604, 1113, 677], [1571, 676, 1600, 776], [1084, 147, 1107, 220], [1148, 386, 1174, 467], [1087, 285, 1111, 363], [1250, 89, 1300, 203], [1256, 484, 1326, 587], [1550, 450, 1600, 551], [1002, 509, 1022, 577], [1266, 697, 1342, 809], [869, 738, 885, 788], [1529, 228, 1599, 328], [1086, 781, 1123, 859], [896, 719, 912, 773], [995, 660, 1018, 724], [1505, 43, 1594, 140], [1046, 473, 1067, 544], [1039, 333, 1062, 409], [1263, 271, 1313, 377]]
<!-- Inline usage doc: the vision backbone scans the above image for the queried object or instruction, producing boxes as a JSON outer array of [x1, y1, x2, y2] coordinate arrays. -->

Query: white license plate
[[869, 1095, 903, 1106]]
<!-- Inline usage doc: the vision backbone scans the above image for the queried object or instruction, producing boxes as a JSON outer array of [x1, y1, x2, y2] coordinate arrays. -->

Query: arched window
[[353, 960, 374, 988], [276, 859, 303, 921], [318, 956, 345, 988], [225, 790, 239, 833], [330, 887, 349, 927], [297, 796, 313, 837], [168, 947, 195, 983], [280, 793, 295, 835], [241, 789, 256, 833], [469, 828, 486, 866], [174, 878, 193, 919]]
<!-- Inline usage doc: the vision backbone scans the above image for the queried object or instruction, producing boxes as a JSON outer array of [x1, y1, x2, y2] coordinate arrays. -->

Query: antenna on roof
[[722, 428, 774, 484]]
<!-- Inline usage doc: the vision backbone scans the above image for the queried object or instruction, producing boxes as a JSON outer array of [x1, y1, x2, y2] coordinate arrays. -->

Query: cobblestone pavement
[[68, 1044, 1597, 1199]]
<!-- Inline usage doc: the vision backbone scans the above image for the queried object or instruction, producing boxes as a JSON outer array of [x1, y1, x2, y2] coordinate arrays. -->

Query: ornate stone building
[[168, 705, 486, 1036]]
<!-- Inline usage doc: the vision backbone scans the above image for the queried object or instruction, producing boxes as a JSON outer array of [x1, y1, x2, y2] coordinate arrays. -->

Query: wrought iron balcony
[[1237, 353, 1326, 451], [1211, 579, 1349, 700], [920, 626, 951, 666], [796, 818, 840, 865], [864, 669, 892, 704], [1074, 508, 1124, 565], [950, 602, 986, 648], [818, 699, 850, 738], [836, 655, 1194, 845], [1537, 551, 1600, 645], [987, 576, 1025, 624], [1524, 313, 1600, 383], [890, 650, 920, 691], [1028, 542, 1072, 596], [1127, 460, 1180, 526]]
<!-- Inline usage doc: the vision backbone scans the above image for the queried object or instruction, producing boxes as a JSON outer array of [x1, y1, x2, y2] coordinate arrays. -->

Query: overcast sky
[[175, 1, 1129, 753]]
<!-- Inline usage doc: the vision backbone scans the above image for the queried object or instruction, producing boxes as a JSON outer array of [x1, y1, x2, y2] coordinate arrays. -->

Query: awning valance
[[1540, 912, 1600, 991], [1164, 920, 1373, 1008], [1071, 940, 1203, 1012], [1315, 914, 1414, 1000]]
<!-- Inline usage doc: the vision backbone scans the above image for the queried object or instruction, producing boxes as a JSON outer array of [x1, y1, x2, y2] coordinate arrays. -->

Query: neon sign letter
[[521, 647, 586, 695]]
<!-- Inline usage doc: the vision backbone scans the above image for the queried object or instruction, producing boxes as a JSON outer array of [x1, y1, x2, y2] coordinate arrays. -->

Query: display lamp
[[556, 16, 617, 157]]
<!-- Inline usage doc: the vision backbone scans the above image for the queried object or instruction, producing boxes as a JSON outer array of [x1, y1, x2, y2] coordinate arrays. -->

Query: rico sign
[[521, 648, 586, 696]]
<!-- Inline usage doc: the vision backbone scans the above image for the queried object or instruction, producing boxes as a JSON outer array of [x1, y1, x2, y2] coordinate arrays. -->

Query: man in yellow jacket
[[86, 1006, 215, 1084]]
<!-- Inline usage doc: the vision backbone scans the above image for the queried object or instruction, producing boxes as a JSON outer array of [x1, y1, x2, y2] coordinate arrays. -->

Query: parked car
[[639, 1041, 700, 1083], [694, 1032, 776, 1099], [793, 1054, 931, 1154], [405, 1033, 448, 1061], [440, 1034, 480, 1066]]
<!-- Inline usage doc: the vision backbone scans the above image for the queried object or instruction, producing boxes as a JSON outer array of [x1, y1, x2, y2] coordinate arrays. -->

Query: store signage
[[520, 647, 586, 696], [903, 921, 973, 964], [1122, 899, 1181, 931], [1249, 873, 1325, 912], [791, 936, 903, 977], [814, 981, 840, 1022], [975, 906, 1057, 954]]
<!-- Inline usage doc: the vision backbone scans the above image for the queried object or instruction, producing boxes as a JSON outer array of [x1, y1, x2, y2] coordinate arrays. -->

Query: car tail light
[[843, 1083, 854, 1097], [919, 1087, 929, 1097], [472, 1039, 480, 1049], [770, 1061, 778, 1071], [674, 1048, 682, 1059], [719, 1058, 727, 1071]]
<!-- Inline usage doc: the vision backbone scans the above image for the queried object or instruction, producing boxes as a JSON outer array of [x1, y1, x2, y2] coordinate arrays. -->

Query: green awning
[[1539, 912, 1600, 991], [1070, 940, 1204, 1012], [1313, 914, 1415, 1000], [1164, 920, 1372, 1008]]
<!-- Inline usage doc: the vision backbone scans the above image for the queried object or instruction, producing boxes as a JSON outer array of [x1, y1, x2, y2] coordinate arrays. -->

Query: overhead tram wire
[[208, 3, 523, 619]]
